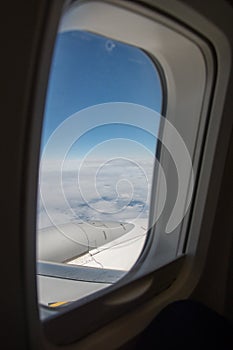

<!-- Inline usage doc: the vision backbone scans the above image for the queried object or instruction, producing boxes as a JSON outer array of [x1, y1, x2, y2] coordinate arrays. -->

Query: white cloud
[[38, 158, 154, 229]]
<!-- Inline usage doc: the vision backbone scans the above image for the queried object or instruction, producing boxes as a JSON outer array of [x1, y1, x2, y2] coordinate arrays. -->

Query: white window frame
[[58, 0, 214, 278]]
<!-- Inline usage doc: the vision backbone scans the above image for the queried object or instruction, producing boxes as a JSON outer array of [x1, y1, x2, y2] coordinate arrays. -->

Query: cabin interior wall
[[192, 127, 233, 320]]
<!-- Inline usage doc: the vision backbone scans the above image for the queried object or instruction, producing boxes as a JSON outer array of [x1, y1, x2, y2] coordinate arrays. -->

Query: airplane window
[[37, 30, 162, 309]]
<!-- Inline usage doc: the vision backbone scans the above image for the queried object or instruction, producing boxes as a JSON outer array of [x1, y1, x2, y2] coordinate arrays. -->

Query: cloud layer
[[38, 158, 153, 229]]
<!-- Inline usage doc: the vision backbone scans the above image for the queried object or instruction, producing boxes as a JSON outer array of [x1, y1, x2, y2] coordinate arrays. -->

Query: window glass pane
[[37, 30, 162, 309]]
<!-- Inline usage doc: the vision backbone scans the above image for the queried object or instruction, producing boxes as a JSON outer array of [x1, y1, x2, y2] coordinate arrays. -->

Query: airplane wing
[[37, 219, 147, 311]]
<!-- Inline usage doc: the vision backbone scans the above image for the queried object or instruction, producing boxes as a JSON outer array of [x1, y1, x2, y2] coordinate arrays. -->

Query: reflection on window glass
[[37, 30, 162, 309]]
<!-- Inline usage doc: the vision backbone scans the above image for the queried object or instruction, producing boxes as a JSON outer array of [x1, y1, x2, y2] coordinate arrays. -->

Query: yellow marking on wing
[[48, 301, 71, 308]]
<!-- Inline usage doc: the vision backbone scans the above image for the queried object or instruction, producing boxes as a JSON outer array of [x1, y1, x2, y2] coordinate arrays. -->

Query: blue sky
[[41, 30, 162, 159]]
